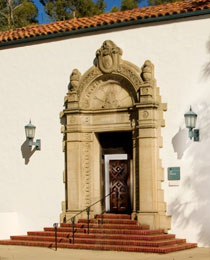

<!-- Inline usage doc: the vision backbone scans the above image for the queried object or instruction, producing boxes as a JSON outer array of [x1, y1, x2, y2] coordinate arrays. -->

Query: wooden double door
[[105, 155, 131, 214]]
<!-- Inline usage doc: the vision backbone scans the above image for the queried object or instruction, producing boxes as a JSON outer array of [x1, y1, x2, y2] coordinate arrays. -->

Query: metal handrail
[[67, 190, 116, 223], [53, 190, 118, 249]]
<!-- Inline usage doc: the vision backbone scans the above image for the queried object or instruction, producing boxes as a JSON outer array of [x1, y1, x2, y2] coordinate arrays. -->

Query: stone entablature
[[60, 40, 170, 231]]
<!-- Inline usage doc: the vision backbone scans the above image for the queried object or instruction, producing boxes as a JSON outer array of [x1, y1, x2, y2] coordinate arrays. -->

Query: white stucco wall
[[0, 14, 210, 246]]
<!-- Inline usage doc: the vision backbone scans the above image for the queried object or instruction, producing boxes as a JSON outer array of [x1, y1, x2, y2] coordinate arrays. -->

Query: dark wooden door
[[109, 160, 130, 213]]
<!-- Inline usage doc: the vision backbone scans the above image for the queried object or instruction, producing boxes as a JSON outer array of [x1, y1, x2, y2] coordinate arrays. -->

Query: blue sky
[[34, 0, 148, 24]]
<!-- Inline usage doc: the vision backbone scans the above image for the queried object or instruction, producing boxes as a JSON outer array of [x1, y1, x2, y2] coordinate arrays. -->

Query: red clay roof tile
[[0, 0, 210, 45]]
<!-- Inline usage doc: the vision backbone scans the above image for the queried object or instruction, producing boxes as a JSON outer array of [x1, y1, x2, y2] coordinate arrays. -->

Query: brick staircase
[[0, 214, 197, 254]]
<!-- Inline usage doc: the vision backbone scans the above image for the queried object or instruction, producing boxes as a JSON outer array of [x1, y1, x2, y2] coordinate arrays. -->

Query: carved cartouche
[[96, 40, 122, 74]]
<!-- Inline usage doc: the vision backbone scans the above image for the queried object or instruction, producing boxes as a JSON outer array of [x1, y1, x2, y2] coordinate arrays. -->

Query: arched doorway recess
[[60, 40, 171, 230]]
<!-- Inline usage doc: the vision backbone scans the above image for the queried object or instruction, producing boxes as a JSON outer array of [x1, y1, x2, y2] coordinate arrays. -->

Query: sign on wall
[[168, 167, 180, 180]]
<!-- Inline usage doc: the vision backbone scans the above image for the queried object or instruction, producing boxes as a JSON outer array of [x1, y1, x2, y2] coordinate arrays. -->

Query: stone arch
[[79, 73, 138, 110], [66, 40, 144, 111]]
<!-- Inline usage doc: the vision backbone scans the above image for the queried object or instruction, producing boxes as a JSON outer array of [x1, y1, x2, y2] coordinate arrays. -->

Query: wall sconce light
[[25, 120, 41, 150], [184, 106, 199, 141]]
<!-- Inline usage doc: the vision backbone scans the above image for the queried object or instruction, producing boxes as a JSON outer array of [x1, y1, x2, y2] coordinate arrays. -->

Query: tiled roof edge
[[0, 5, 210, 48]]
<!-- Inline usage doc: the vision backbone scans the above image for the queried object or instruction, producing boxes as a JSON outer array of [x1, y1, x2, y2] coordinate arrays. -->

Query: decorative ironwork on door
[[109, 160, 130, 213]]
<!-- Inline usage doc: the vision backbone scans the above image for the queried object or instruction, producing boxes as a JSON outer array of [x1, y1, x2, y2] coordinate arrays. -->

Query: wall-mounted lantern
[[25, 120, 41, 150], [184, 107, 199, 141]]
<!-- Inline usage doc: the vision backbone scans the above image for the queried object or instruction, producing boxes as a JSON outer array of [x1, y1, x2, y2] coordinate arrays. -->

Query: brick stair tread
[[78, 219, 137, 225], [10, 235, 186, 247], [27, 231, 175, 241], [60, 223, 149, 230], [44, 227, 163, 235], [0, 239, 197, 253], [94, 214, 131, 219], [0, 240, 54, 248], [154, 243, 197, 253], [0, 213, 197, 254]]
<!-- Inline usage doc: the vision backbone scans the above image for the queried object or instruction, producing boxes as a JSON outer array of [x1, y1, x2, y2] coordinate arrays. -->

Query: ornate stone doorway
[[60, 40, 171, 231]]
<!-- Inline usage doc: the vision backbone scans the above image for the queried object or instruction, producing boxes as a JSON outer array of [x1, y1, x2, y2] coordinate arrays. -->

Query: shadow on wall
[[169, 103, 210, 247], [21, 140, 36, 165], [172, 127, 190, 159], [202, 37, 210, 80]]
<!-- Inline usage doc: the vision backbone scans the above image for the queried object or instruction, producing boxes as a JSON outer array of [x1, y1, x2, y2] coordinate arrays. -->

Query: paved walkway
[[0, 246, 209, 260]]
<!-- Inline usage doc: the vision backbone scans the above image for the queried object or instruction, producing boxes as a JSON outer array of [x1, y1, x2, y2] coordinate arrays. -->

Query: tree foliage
[[120, 0, 140, 11], [0, 0, 37, 31], [147, 0, 180, 5], [39, 0, 106, 21], [0, 0, 182, 32], [110, 5, 120, 12]]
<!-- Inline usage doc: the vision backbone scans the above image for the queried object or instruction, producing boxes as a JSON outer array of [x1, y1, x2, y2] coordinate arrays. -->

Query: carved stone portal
[[60, 40, 171, 231]]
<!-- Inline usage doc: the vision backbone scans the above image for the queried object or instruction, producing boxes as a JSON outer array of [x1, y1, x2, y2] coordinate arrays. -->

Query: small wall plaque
[[169, 181, 180, 186], [168, 167, 180, 180]]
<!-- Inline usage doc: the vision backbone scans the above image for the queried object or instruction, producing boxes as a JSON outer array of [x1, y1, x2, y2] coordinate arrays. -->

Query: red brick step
[[10, 235, 186, 247], [27, 231, 176, 241], [0, 213, 197, 254], [78, 218, 137, 225], [95, 214, 131, 219], [60, 222, 149, 230], [44, 226, 163, 235], [0, 239, 197, 254]]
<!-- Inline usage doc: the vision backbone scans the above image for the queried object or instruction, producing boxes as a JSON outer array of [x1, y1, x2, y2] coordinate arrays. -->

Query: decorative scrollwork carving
[[79, 67, 101, 96], [80, 80, 133, 110], [96, 40, 122, 74], [102, 88, 119, 109], [118, 64, 143, 90]]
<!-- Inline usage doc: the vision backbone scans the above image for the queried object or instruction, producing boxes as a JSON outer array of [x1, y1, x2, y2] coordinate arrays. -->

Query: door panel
[[109, 160, 130, 213]]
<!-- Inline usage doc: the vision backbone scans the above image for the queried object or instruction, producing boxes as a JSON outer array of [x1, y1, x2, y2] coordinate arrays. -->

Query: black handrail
[[53, 190, 117, 249], [69, 190, 116, 244], [67, 190, 116, 223]]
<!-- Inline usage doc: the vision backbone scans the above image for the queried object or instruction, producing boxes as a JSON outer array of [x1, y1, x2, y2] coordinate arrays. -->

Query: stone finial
[[96, 40, 122, 73], [69, 68, 81, 92], [141, 60, 154, 82]]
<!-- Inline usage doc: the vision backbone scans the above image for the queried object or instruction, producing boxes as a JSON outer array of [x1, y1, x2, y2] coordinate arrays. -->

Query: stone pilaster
[[135, 104, 170, 230]]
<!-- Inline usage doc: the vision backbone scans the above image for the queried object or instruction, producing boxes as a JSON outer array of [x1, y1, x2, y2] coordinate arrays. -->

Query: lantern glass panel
[[25, 127, 35, 139], [184, 108, 197, 129], [25, 121, 36, 139], [185, 115, 196, 128]]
